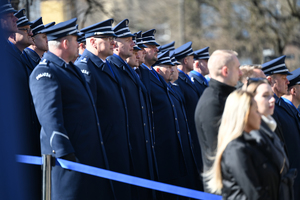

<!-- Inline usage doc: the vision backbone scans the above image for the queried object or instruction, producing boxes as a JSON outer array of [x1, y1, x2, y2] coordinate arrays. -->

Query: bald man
[[194, 50, 241, 192]]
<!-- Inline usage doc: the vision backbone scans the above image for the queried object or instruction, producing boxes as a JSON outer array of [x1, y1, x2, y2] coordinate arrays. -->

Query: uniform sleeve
[[29, 65, 74, 158], [74, 61, 97, 102], [223, 141, 270, 200]]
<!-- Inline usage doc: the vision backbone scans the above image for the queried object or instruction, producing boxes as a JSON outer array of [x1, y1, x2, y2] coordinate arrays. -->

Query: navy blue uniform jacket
[[107, 54, 155, 199], [189, 71, 207, 97], [75, 50, 132, 199], [139, 64, 186, 186], [175, 71, 203, 174], [30, 51, 115, 200], [23, 47, 41, 72], [168, 83, 203, 191], [272, 96, 300, 200]]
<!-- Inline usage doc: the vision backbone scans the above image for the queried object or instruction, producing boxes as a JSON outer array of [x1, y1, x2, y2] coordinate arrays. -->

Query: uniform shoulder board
[[80, 57, 89, 63], [39, 59, 48, 65], [81, 69, 90, 76]]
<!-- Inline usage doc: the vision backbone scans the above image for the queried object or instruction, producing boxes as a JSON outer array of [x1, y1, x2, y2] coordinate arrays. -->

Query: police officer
[[0, 1, 31, 199], [157, 41, 175, 53], [262, 56, 299, 199], [189, 46, 210, 96], [274, 68, 300, 200], [262, 55, 292, 142], [139, 30, 187, 199], [154, 51, 203, 191], [29, 18, 115, 200], [23, 17, 48, 72], [174, 42, 203, 187], [74, 19, 132, 200], [107, 19, 156, 200], [77, 31, 86, 56]]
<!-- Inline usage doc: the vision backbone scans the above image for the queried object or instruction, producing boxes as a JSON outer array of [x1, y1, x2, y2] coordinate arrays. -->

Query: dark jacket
[[189, 70, 208, 96], [107, 55, 155, 199], [194, 78, 236, 189], [30, 51, 115, 200], [139, 64, 186, 185], [22, 47, 41, 72], [272, 96, 300, 200], [75, 50, 132, 199], [169, 82, 203, 191], [175, 70, 203, 175], [222, 131, 280, 200], [7, 41, 41, 200]]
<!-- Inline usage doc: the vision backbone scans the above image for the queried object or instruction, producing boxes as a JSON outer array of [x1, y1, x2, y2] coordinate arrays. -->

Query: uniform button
[[188, 132, 190, 135], [152, 146, 154, 149], [144, 123, 146, 126], [175, 118, 177, 120], [177, 131, 180, 134], [101, 141, 104, 145], [146, 140, 148, 143], [142, 106, 144, 109], [152, 111, 154, 114], [154, 142, 155, 145], [125, 107, 127, 110], [153, 127, 155, 129], [186, 119, 188, 121], [263, 163, 267, 169], [172, 105, 174, 107], [52, 150, 55, 154], [97, 123, 100, 126]]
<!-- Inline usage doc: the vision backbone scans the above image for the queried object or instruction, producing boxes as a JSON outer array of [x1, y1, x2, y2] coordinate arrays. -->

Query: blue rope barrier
[[16, 155, 222, 200]]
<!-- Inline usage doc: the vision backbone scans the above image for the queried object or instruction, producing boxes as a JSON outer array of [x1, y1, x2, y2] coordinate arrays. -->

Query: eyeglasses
[[94, 36, 115, 41], [246, 77, 268, 86], [18, 28, 32, 34]]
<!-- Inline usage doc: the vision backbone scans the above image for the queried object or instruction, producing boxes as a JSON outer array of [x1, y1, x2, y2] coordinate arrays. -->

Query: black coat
[[221, 130, 281, 200], [273, 96, 300, 200], [75, 50, 132, 200], [194, 78, 235, 191]]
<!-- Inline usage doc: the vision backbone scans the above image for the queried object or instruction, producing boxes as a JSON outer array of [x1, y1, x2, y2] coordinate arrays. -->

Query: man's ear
[[291, 87, 296, 95], [61, 39, 68, 50], [266, 76, 273, 85], [194, 60, 199, 68], [221, 66, 228, 77]]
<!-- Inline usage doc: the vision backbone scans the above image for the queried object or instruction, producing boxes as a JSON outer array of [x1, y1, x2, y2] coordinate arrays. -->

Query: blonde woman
[[245, 78, 296, 200], [205, 89, 278, 199]]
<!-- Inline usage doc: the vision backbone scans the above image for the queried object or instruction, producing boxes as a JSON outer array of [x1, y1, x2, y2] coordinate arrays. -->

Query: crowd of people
[[1, 0, 300, 199]]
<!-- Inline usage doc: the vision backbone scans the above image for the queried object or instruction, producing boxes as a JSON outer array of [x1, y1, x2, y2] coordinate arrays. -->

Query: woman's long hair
[[204, 89, 254, 194]]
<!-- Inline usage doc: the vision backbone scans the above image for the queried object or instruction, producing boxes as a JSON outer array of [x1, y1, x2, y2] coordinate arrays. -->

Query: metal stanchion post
[[42, 154, 52, 200]]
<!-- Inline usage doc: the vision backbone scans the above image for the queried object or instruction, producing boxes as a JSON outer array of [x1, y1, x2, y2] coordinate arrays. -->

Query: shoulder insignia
[[80, 57, 88, 63], [191, 77, 195, 82], [36, 72, 52, 80], [81, 69, 90, 76], [39, 59, 48, 65]]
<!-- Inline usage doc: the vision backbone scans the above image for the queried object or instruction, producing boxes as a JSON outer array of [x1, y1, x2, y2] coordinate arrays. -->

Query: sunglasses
[[18, 28, 32, 34], [246, 77, 268, 86]]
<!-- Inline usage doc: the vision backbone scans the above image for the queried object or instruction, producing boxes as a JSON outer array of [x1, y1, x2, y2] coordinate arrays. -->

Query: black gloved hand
[[61, 153, 77, 162]]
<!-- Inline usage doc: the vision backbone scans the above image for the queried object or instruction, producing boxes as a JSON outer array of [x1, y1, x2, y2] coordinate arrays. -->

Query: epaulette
[[80, 56, 89, 63], [38, 58, 49, 65]]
